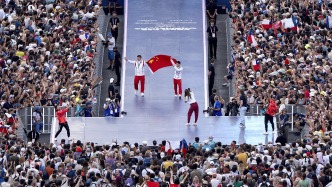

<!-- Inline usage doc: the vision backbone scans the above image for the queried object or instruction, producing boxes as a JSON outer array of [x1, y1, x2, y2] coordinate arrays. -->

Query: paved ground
[[98, 14, 124, 117], [212, 14, 230, 103]]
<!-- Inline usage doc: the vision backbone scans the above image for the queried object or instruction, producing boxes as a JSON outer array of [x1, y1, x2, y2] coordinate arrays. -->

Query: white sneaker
[[185, 123, 190, 126], [263, 132, 269, 135], [193, 123, 197, 126], [141, 93, 144, 97], [135, 90, 138, 95], [175, 95, 178, 97], [272, 130, 276, 133]]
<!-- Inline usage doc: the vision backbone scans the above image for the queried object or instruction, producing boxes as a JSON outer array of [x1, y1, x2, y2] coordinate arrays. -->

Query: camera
[[121, 111, 127, 115], [203, 107, 212, 113]]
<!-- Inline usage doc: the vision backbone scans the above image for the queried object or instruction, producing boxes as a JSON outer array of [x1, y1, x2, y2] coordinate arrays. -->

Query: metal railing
[[245, 104, 306, 131], [17, 106, 79, 133]]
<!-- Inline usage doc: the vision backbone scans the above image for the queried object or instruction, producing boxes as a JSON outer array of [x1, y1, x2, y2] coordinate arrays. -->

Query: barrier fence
[[17, 104, 306, 134]]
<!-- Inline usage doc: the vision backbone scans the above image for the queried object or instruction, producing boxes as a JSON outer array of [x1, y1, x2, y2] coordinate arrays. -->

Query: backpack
[[143, 158, 151, 166], [287, 172, 293, 187]]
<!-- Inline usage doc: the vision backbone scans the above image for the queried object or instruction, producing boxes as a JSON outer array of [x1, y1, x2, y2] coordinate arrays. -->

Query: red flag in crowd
[[146, 181, 160, 187], [146, 55, 177, 73]]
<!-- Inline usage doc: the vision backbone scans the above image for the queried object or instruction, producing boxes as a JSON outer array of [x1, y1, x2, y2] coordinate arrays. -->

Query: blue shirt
[[84, 107, 92, 117], [104, 103, 111, 117], [101, 0, 110, 6], [213, 101, 222, 116]]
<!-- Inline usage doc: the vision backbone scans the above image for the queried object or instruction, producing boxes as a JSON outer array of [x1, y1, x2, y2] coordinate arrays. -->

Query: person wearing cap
[[108, 78, 115, 98], [109, 11, 120, 43], [106, 32, 115, 70], [125, 55, 146, 97], [172, 60, 183, 99], [32, 106, 43, 133], [54, 105, 71, 140]]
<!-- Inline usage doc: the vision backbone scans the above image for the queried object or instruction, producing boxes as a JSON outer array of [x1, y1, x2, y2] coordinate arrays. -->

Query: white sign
[[134, 19, 197, 31]]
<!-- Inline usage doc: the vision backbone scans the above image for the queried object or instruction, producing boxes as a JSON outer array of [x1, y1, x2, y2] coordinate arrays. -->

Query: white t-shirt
[[32, 111, 42, 123], [185, 91, 196, 104], [128, 60, 146, 76], [108, 37, 115, 50], [173, 66, 183, 79], [210, 178, 219, 187]]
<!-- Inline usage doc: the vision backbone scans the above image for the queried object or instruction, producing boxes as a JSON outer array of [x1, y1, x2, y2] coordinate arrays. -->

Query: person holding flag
[[125, 55, 146, 97], [172, 60, 183, 99]]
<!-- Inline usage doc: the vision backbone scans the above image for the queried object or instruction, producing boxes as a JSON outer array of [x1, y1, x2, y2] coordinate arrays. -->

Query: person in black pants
[[208, 58, 215, 96], [54, 106, 70, 139], [206, 0, 218, 24], [207, 20, 218, 59], [113, 46, 121, 86], [109, 11, 120, 43], [278, 108, 290, 142], [102, 0, 111, 15]]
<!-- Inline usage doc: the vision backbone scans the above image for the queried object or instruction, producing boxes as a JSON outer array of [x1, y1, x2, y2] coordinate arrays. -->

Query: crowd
[[0, 135, 331, 187], [1, 0, 332, 186], [227, 0, 332, 138], [0, 0, 107, 132]]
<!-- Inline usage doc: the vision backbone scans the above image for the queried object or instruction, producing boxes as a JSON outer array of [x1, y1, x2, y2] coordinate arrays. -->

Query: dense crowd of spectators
[[0, 135, 331, 187], [1, 0, 332, 187], [0, 0, 105, 129], [229, 0, 332, 137]]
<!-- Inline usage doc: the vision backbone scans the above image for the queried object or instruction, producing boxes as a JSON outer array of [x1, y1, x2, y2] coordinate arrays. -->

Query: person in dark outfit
[[27, 126, 40, 143], [208, 58, 215, 96], [102, 0, 111, 15], [206, 20, 218, 59], [109, 11, 120, 43], [278, 108, 290, 142], [113, 46, 121, 86], [206, 0, 218, 24], [108, 78, 115, 98]]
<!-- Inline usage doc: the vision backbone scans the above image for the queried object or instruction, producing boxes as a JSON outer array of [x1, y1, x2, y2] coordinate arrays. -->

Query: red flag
[[272, 21, 282, 30], [146, 181, 160, 187], [146, 55, 176, 73]]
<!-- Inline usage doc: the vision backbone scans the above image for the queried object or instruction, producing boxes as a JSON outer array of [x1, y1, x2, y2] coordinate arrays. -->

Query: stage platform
[[49, 0, 278, 146], [50, 116, 278, 146]]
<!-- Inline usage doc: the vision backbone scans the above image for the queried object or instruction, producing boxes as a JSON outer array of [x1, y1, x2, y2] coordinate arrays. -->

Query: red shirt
[[56, 108, 68, 123], [284, 58, 290, 65]]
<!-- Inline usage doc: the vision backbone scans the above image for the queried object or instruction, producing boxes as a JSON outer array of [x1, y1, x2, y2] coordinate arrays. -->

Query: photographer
[[109, 97, 120, 117], [225, 97, 239, 116]]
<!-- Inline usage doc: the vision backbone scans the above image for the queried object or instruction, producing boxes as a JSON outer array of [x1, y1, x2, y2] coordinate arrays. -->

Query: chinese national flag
[[146, 55, 177, 73]]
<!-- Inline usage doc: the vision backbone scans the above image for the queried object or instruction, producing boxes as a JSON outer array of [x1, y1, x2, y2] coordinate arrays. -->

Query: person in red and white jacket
[[264, 95, 278, 135], [173, 60, 183, 99], [125, 55, 146, 97]]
